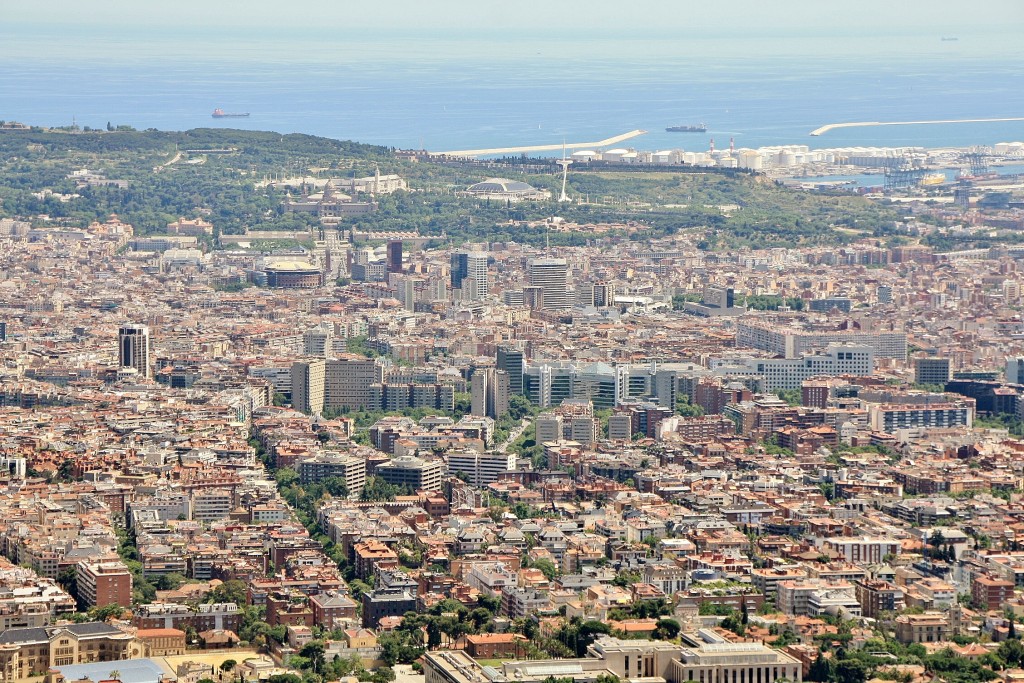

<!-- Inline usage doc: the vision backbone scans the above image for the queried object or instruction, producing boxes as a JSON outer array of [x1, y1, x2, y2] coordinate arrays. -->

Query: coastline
[[432, 129, 647, 158], [810, 117, 1024, 136]]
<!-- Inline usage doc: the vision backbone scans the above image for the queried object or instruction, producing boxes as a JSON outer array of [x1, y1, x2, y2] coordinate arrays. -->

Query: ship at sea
[[666, 123, 707, 133], [212, 108, 250, 118]]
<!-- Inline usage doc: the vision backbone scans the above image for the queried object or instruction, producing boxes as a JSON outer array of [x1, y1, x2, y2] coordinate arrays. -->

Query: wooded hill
[[0, 127, 900, 248]]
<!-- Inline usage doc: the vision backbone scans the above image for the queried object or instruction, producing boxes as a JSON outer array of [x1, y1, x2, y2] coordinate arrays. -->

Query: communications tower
[[556, 142, 572, 202]]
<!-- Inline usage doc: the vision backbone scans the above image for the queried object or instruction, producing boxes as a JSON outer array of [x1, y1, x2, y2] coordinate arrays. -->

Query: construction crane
[[882, 157, 926, 192], [963, 147, 990, 177]]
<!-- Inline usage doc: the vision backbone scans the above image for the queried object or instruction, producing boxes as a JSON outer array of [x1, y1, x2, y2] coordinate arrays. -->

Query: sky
[[6, 0, 1024, 39]]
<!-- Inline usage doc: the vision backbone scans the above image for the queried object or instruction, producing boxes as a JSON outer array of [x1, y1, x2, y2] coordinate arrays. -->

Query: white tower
[[557, 142, 572, 202]]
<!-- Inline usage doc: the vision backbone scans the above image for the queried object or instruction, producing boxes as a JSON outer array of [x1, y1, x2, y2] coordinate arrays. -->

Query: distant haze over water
[[2, 25, 1023, 155]]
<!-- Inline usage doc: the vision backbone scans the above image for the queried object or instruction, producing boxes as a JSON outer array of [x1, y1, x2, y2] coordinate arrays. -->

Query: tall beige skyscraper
[[471, 368, 510, 419], [118, 324, 151, 379], [324, 355, 385, 410], [528, 258, 570, 310], [303, 324, 334, 358], [291, 359, 326, 415]]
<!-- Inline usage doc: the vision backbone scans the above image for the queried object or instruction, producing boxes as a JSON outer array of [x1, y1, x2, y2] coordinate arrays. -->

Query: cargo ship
[[212, 108, 250, 118], [666, 123, 707, 133]]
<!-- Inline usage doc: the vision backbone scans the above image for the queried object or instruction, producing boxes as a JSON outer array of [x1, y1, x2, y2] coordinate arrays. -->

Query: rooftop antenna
[[556, 140, 572, 203]]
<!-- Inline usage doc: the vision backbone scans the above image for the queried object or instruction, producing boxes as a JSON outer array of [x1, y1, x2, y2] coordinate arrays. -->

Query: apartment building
[[297, 453, 367, 494], [717, 343, 874, 391], [736, 319, 907, 360], [133, 602, 243, 633], [868, 401, 974, 432], [324, 356, 385, 410], [75, 560, 132, 609], [291, 359, 326, 414], [446, 451, 516, 487], [376, 455, 443, 492]]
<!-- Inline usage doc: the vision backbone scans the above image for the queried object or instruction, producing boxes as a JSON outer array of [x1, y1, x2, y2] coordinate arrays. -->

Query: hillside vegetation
[[0, 128, 899, 248]]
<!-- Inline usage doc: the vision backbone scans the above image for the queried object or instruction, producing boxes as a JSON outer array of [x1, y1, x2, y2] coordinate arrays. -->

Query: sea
[[2, 24, 1023, 157]]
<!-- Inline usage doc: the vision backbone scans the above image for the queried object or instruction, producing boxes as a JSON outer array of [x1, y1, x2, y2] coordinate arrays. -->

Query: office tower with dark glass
[[387, 239, 403, 274], [118, 324, 151, 379], [528, 258, 570, 310], [497, 344, 525, 395], [450, 251, 489, 301]]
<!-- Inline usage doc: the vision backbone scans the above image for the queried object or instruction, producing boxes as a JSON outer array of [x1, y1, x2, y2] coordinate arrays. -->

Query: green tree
[[207, 579, 248, 605], [675, 395, 704, 417], [89, 604, 127, 621], [361, 476, 402, 501], [611, 569, 642, 587], [275, 467, 299, 487], [299, 641, 326, 674], [806, 654, 832, 682], [532, 558, 559, 581], [155, 572, 187, 591], [653, 618, 680, 641], [267, 675, 303, 683], [833, 660, 868, 683]]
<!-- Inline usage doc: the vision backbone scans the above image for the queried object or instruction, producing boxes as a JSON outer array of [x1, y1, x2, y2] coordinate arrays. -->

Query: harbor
[[432, 129, 647, 158], [810, 117, 1024, 136]]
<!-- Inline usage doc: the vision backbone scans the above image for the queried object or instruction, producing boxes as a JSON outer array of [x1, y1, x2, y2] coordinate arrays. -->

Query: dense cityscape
[[4, 4, 1024, 683], [0, 121, 1023, 683]]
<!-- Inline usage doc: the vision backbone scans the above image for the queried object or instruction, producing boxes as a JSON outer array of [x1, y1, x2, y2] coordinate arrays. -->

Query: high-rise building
[[535, 413, 564, 443], [446, 451, 516, 486], [522, 286, 544, 310], [593, 282, 614, 307], [291, 359, 326, 414], [525, 362, 574, 408], [0, 321, 6, 342], [719, 343, 874, 391], [653, 369, 678, 409], [528, 258, 569, 310], [398, 277, 417, 312], [386, 239, 403, 274], [736, 319, 907, 360], [608, 413, 633, 440], [954, 180, 971, 209], [450, 251, 489, 301], [471, 368, 510, 419], [76, 559, 133, 609], [1007, 357, 1024, 385], [683, 286, 746, 317], [118, 324, 152, 379], [496, 344, 525, 395], [303, 324, 334, 358], [298, 453, 367, 493], [571, 362, 626, 409], [324, 356, 385, 410], [914, 357, 951, 386], [376, 455, 444, 491]]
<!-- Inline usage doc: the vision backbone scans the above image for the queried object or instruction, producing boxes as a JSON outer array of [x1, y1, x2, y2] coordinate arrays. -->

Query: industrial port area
[[428, 132, 1024, 200]]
